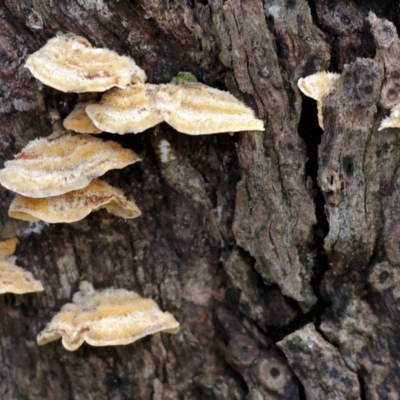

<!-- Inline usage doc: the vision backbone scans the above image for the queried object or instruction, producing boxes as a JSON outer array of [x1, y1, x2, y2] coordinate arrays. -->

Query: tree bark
[[0, 0, 399, 399]]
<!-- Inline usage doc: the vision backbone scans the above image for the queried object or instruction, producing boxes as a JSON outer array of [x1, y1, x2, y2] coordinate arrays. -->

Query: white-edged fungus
[[9, 179, 142, 223], [63, 101, 102, 134], [25, 33, 146, 92], [37, 281, 179, 351], [0, 238, 44, 294], [298, 71, 341, 129], [156, 83, 265, 135], [86, 82, 265, 135], [379, 103, 400, 130], [0, 131, 140, 198], [86, 83, 162, 134]]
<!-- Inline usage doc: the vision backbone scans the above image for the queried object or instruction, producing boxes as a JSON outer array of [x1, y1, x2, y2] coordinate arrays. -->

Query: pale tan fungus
[[25, 33, 146, 92], [0, 259, 44, 294], [0, 237, 19, 258], [0, 132, 140, 198], [37, 281, 180, 351], [9, 179, 142, 223], [298, 72, 341, 129], [86, 83, 163, 134], [63, 101, 103, 134], [156, 83, 265, 135], [48, 108, 64, 132], [379, 103, 400, 130], [86, 82, 264, 135], [0, 238, 44, 294]]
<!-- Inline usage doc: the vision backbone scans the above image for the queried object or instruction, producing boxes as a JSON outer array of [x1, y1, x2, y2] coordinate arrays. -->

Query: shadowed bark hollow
[[1, 0, 400, 399]]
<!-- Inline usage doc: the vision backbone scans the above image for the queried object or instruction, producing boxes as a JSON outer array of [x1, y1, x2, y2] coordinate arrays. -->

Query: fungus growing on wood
[[379, 103, 400, 130], [298, 71, 341, 129], [0, 132, 140, 198], [25, 33, 146, 92], [0, 237, 19, 258], [63, 101, 102, 134], [9, 179, 141, 223], [156, 83, 265, 135], [86, 82, 264, 135], [86, 83, 162, 134], [0, 238, 44, 294], [37, 281, 179, 351]]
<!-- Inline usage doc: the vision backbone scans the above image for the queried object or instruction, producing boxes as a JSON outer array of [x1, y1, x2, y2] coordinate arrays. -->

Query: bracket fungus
[[156, 83, 265, 134], [0, 132, 140, 197], [63, 101, 102, 134], [0, 238, 44, 294], [298, 71, 341, 129], [0, 237, 19, 258], [9, 179, 142, 223], [379, 103, 400, 130], [25, 33, 146, 92], [37, 281, 180, 351], [86, 82, 265, 135], [86, 83, 163, 134]]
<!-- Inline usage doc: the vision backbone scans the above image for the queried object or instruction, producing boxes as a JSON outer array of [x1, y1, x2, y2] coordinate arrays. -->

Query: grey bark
[[1, 0, 399, 399]]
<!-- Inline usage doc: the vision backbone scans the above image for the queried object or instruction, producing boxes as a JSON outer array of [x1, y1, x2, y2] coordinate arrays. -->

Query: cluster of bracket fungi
[[0, 33, 264, 350]]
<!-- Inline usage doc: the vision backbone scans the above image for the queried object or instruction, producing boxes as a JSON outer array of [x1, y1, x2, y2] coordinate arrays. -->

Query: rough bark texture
[[1, 0, 400, 399], [277, 323, 360, 400]]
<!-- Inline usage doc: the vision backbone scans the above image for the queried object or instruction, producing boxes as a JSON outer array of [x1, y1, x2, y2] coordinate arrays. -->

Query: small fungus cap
[[0, 131, 140, 198], [298, 71, 341, 129], [0, 237, 19, 258], [0, 238, 44, 294], [9, 179, 142, 223], [86, 83, 162, 134], [0, 259, 44, 294], [25, 33, 146, 92], [63, 101, 102, 134], [37, 281, 180, 351], [379, 103, 400, 131]]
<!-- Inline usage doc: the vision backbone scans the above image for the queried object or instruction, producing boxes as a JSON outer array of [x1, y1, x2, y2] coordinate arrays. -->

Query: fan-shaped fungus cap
[[86, 83, 163, 134], [9, 179, 141, 223], [86, 82, 264, 135], [379, 103, 400, 130], [37, 281, 179, 351], [0, 132, 140, 198], [156, 83, 265, 135], [0, 237, 19, 258], [25, 33, 146, 92], [298, 72, 341, 129], [0, 238, 44, 294], [0, 259, 44, 294], [63, 101, 102, 134]]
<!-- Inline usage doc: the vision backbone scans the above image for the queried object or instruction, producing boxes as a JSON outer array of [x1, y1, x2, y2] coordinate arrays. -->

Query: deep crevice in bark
[[297, 94, 330, 323], [357, 370, 367, 400], [298, 383, 307, 400]]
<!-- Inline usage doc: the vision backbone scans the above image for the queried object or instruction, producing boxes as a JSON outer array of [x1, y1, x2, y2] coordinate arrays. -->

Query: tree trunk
[[0, 0, 399, 399]]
